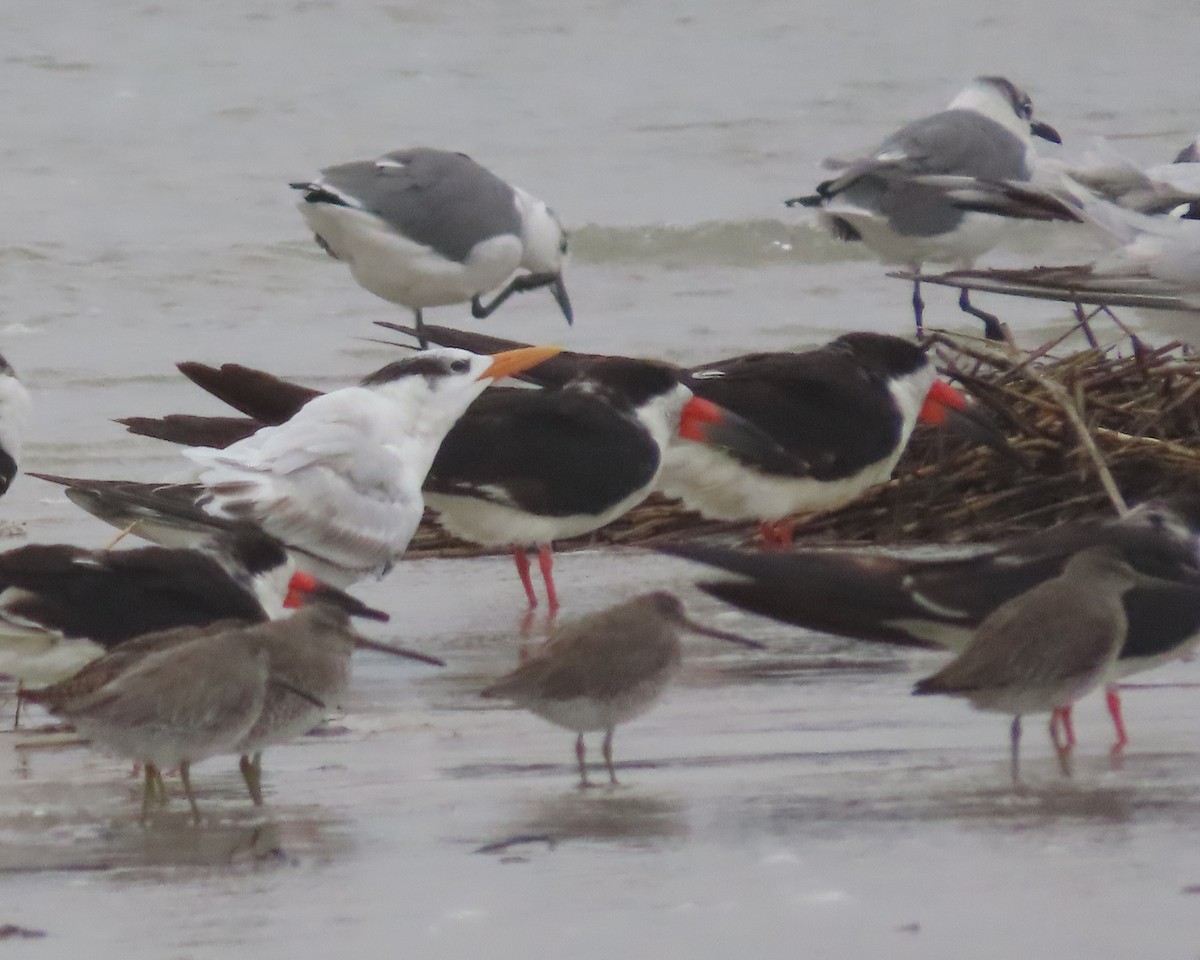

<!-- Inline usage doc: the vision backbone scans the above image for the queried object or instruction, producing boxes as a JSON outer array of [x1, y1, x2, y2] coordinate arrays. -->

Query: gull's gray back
[[321, 148, 522, 263]]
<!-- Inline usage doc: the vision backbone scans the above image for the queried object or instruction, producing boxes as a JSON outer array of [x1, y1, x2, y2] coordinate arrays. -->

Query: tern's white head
[[947, 76, 1061, 146], [360, 345, 564, 449]]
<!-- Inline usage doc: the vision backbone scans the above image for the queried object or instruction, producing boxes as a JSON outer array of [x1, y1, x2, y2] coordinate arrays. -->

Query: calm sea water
[[2, 2, 1199, 957]]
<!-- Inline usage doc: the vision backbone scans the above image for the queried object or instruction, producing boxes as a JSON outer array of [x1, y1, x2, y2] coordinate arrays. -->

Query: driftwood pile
[[405, 328, 1200, 557]]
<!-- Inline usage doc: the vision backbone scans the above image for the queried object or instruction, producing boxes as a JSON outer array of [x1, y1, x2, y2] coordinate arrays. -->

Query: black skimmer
[[113, 356, 786, 611], [291, 148, 572, 345], [785, 76, 1062, 339], [368, 323, 1009, 548], [0, 525, 293, 692], [913, 546, 1137, 783], [659, 500, 1200, 750], [422, 359, 780, 611], [480, 592, 763, 787], [23, 573, 429, 822], [30, 345, 562, 587], [0, 352, 32, 498]]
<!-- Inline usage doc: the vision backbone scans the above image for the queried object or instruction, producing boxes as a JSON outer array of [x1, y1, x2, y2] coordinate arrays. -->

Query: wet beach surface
[[5, 550, 1200, 958], [4, 0, 1200, 954]]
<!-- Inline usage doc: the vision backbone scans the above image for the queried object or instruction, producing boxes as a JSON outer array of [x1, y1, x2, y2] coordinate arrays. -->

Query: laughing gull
[[1061, 134, 1200, 218], [913, 546, 1137, 784], [291, 148, 572, 345], [905, 177, 1200, 345], [786, 76, 1062, 340], [480, 592, 763, 787], [30, 345, 561, 587], [659, 498, 1200, 750]]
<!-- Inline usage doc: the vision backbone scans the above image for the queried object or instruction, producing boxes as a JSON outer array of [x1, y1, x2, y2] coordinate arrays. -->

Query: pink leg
[[1060, 705, 1076, 748], [1049, 708, 1064, 750], [1106, 685, 1129, 754], [512, 548, 538, 609], [538, 543, 559, 615]]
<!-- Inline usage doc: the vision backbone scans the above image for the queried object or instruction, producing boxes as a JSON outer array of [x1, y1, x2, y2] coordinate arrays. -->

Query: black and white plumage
[[292, 148, 572, 343], [114, 356, 782, 610], [0, 352, 32, 498], [0, 525, 293, 685], [423, 358, 776, 610], [913, 546, 1138, 783], [786, 76, 1062, 338], [660, 500, 1200, 749], [366, 324, 1005, 548], [32, 346, 560, 587]]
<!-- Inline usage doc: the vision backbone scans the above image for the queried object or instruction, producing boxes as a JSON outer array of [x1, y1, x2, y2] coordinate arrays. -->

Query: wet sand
[[3, 550, 1200, 959]]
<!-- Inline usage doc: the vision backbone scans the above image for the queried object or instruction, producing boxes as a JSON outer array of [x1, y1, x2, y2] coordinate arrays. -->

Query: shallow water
[[2, 0, 1200, 956]]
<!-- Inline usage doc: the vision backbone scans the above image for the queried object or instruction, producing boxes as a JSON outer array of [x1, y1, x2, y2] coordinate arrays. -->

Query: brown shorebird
[[22, 628, 276, 823], [481, 591, 764, 787], [22, 572, 441, 822], [912, 545, 1139, 784], [234, 570, 445, 806]]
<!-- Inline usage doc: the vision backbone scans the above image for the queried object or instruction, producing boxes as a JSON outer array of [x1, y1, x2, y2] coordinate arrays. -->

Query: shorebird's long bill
[[677, 397, 808, 472], [353, 636, 446, 667], [479, 345, 564, 381], [679, 615, 766, 650], [549, 274, 574, 326], [1030, 120, 1062, 144], [919, 381, 1019, 462]]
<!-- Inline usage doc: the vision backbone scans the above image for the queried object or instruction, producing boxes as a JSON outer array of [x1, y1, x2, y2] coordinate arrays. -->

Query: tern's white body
[[183, 350, 497, 586]]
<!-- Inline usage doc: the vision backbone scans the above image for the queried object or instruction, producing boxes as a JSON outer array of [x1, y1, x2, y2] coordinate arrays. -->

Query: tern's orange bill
[[480, 345, 563, 381]]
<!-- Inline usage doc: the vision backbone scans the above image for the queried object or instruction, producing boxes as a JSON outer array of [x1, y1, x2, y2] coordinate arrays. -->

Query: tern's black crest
[[361, 353, 474, 387]]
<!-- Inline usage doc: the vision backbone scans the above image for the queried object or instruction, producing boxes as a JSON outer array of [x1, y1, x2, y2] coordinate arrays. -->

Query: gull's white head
[[948, 76, 1062, 146]]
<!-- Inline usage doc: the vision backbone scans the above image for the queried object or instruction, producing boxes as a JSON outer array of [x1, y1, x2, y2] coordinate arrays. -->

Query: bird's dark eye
[[1021, 99, 1033, 119], [450, 358, 471, 374], [559, 235, 569, 255]]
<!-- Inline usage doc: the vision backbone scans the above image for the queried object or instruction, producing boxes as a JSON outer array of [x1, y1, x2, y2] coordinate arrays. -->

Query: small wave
[[569, 219, 870, 268]]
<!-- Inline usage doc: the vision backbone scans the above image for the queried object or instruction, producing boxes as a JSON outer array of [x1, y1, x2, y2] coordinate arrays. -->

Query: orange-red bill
[[479, 345, 564, 382], [918, 379, 968, 425]]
